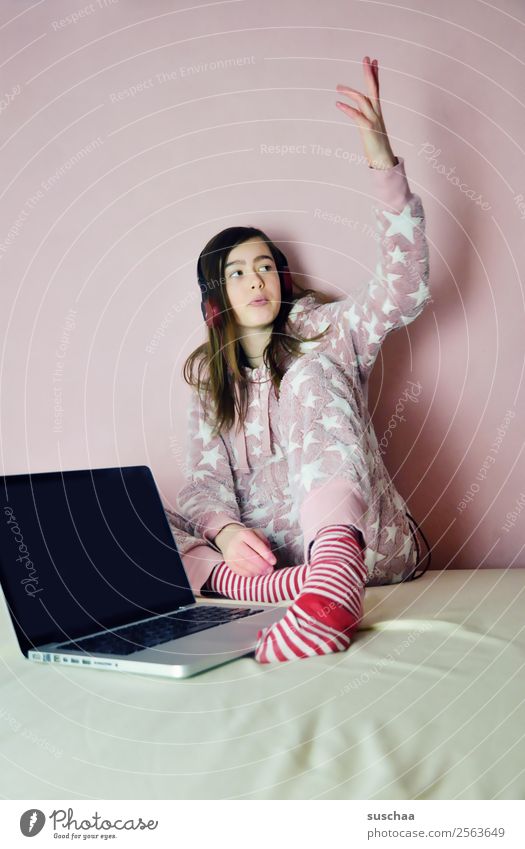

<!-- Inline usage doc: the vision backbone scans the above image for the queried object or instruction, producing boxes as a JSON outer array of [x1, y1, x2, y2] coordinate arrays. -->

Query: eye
[[230, 264, 273, 279]]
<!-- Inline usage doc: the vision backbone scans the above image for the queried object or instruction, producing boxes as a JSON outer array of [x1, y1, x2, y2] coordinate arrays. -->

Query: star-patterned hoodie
[[170, 155, 431, 594]]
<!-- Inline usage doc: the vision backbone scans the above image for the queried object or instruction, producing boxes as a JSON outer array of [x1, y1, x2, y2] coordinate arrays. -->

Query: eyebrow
[[224, 253, 274, 269]]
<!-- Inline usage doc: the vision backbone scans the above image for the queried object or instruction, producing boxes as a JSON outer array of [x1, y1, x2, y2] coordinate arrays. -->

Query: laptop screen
[[0, 466, 194, 654]]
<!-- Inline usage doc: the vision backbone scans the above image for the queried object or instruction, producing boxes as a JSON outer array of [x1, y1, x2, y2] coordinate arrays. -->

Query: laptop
[[0, 465, 284, 679]]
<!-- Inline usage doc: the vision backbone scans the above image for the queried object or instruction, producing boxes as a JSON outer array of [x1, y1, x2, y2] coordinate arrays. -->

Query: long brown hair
[[183, 226, 333, 440]]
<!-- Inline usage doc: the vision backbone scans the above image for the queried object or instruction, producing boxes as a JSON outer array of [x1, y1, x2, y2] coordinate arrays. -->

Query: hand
[[335, 56, 397, 170], [214, 525, 277, 578]]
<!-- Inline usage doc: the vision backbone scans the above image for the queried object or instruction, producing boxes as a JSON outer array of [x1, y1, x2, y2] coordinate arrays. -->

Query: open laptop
[[0, 465, 284, 678]]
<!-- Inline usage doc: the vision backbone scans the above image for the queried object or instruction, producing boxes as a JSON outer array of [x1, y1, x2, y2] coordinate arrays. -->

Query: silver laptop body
[[0, 465, 284, 678]]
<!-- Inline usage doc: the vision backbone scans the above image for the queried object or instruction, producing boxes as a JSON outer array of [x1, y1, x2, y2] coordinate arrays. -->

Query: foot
[[254, 524, 367, 663]]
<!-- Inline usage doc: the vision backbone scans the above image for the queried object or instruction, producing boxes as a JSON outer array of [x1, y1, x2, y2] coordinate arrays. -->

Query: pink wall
[[1, 0, 524, 571]]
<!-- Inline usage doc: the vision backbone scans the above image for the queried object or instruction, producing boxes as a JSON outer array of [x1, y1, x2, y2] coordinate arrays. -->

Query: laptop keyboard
[[55, 605, 264, 656]]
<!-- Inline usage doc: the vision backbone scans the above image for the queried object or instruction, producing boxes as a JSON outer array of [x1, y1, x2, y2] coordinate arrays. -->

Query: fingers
[[335, 101, 373, 127], [335, 84, 376, 123], [335, 55, 381, 120], [363, 55, 380, 104], [246, 528, 277, 565], [235, 541, 274, 576]]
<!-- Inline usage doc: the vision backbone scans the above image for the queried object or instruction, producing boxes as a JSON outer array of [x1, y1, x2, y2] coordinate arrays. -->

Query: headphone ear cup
[[202, 298, 221, 329]]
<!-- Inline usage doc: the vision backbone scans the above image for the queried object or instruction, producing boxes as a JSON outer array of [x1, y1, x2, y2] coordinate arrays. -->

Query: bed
[[0, 567, 523, 800]]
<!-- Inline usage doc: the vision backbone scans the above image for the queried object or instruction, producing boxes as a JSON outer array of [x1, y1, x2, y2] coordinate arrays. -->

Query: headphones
[[198, 244, 294, 329]]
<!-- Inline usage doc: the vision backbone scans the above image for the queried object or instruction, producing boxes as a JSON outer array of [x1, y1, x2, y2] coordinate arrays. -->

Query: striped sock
[[201, 561, 310, 603], [254, 524, 367, 664]]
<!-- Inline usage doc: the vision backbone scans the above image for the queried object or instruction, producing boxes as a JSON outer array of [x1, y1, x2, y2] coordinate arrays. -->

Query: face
[[223, 238, 282, 329]]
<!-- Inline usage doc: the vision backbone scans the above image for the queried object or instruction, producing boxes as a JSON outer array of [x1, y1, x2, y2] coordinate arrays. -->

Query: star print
[[343, 303, 361, 332], [263, 518, 276, 537], [327, 389, 353, 418], [375, 260, 386, 282], [303, 431, 321, 452], [363, 314, 383, 346], [319, 413, 342, 431], [251, 443, 263, 457], [384, 525, 398, 543], [304, 389, 322, 409], [272, 529, 288, 548], [218, 483, 236, 504], [289, 370, 311, 396], [199, 445, 222, 469], [393, 491, 405, 512], [385, 272, 403, 285], [382, 203, 422, 244], [407, 278, 429, 308], [248, 504, 273, 522], [304, 315, 318, 331], [388, 245, 408, 265], [245, 419, 264, 439], [369, 516, 380, 534], [400, 531, 413, 559], [369, 278, 383, 298], [300, 458, 330, 492], [193, 469, 214, 482], [288, 302, 305, 324], [319, 356, 335, 372], [197, 418, 214, 444], [364, 548, 386, 572], [382, 297, 397, 314], [287, 422, 302, 454], [299, 338, 321, 353]]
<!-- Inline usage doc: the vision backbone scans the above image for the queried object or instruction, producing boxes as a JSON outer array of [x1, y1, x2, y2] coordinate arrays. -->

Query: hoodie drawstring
[[232, 378, 273, 473]]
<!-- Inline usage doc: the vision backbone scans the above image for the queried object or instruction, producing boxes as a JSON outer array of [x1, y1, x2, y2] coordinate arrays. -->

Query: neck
[[239, 324, 272, 366]]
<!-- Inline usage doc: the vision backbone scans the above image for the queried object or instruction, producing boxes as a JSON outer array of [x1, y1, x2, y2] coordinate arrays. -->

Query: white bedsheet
[[0, 568, 523, 800]]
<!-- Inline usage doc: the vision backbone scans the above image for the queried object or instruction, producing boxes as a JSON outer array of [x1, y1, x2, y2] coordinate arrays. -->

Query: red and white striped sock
[[254, 524, 367, 664], [201, 561, 309, 603]]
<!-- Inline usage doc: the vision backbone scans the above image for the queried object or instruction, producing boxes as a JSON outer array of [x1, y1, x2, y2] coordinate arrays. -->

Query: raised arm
[[287, 57, 430, 381]]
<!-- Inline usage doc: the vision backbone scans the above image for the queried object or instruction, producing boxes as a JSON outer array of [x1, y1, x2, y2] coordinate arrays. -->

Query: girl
[[169, 56, 431, 664]]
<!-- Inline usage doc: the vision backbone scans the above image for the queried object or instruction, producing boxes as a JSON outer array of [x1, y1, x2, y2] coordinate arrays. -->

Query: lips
[[249, 298, 268, 305]]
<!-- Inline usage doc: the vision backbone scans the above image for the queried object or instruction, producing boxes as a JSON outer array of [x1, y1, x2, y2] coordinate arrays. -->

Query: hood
[[232, 367, 273, 473]]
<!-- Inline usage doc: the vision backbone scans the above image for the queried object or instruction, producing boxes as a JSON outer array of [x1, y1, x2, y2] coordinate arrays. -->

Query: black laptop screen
[[0, 466, 194, 654]]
